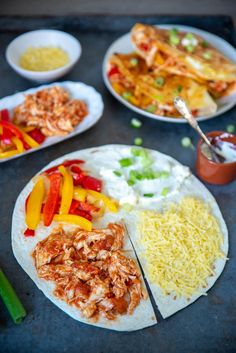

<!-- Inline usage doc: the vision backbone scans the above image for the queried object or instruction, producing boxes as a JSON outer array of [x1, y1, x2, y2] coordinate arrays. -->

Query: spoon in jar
[[174, 96, 222, 163]]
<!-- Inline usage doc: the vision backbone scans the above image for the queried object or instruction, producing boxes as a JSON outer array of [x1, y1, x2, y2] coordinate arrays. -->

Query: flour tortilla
[[12, 145, 228, 326]]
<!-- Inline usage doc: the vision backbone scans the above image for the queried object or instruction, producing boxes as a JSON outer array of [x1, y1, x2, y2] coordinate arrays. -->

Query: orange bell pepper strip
[[53, 214, 92, 231], [43, 172, 61, 226], [25, 177, 45, 230], [58, 166, 73, 214]]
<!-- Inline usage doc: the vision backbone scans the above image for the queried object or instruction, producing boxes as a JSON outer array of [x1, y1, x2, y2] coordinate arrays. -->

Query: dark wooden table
[[0, 15, 235, 353]]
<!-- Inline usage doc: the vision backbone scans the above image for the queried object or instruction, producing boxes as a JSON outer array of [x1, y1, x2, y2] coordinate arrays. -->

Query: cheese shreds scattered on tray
[[137, 197, 226, 298]]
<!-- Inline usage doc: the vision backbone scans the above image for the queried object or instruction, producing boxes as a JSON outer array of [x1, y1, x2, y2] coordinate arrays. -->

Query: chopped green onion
[[134, 137, 143, 146], [185, 32, 194, 40], [127, 179, 135, 186], [186, 45, 194, 52], [226, 124, 235, 133], [131, 147, 142, 156], [146, 104, 156, 113], [0, 268, 26, 324], [154, 94, 163, 102], [119, 158, 133, 167], [143, 193, 154, 197], [203, 51, 212, 60], [201, 41, 209, 48], [161, 187, 170, 196], [122, 91, 132, 100], [173, 85, 183, 95], [169, 28, 180, 46], [130, 58, 138, 66], [155, 77, 165, 87], [113, 170, 122, 177], [160, 171, 170, 179], [181, 136, 194, 149], [130, 118, 142, 128]]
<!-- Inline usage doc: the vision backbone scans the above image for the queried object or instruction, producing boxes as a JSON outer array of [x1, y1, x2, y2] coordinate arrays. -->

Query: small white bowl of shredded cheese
[[6, 29, 81, 82]]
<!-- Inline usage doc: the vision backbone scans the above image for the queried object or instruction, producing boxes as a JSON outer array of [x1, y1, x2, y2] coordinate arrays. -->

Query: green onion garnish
[[130, 118, 142, 128], [154, 94, 163, 102], [155, 77, 165, 87], [143, 193, 154, 197], [226, 124, 235, 133], [131, 147, 142, 156], [169, 28, 180, 46], [127, 179, 135, 186], [113, 170, 122, 177], [0, 268, 26, 324], [130, 58, 138, 66], [203, 51, 212, 60], [134, 137, 143, 146], [173, 85, 183, 94], [122, 91, 132, 100], [186, 45, 194, 53], [146, 104, 156, 113], [161, 187, 170, 196], [119, 158, 133, 167], [185, 32, 194, 40], [181, 137, 194, 149], [160, 171, 170, 179]]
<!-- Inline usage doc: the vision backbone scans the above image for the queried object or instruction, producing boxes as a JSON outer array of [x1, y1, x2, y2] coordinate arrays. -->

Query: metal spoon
[[174, 96, 222, 163]]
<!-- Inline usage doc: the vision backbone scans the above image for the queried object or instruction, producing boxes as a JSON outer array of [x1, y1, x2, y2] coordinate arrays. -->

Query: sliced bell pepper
[[24, 228, 35, 237], [108, 66, 120, 78], [0, 121, 23, 139], [43, 172, 61, 226], [0, 127, 14, 145], [69, 199, 92, 221], [43, 160, 84, 175], [25, 177, 45, 230], [28, 128, 46, 144], [82, 176, 102, 192], [53, 214, 92, 231], [0, 149, 19, 159], [20, 130, 39, 149], [0, 109, 10, 122], [87, 190, 118, 212], [12, 137, 24, 153], [58, 166, 74, 215], [73, 187, 87, 202]]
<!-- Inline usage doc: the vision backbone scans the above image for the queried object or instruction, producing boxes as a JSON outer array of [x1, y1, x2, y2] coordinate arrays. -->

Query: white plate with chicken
[[0, 81, 103, 162]]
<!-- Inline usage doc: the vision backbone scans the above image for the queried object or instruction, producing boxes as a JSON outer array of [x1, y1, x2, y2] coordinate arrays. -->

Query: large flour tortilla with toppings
[[12, 145, 228, 329]]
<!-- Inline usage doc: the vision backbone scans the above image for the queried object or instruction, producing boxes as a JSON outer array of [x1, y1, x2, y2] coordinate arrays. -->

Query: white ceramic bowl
[[6, 29, 82, 82]]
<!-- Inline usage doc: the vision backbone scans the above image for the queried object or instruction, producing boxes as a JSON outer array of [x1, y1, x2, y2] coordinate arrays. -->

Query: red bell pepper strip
[[0, 127, 14, 145], [0, 121, 23, 139], [108, 66, 120, 78], [70, 165, 85, 186], [24, 228, 35, 237], [82, 176, 102, 192], [28, 128, 46, 144], [43, 173, 61, 226], [43, 160, 85, 175], [0, 109, 10, 121], [69, 200, 92, 221]]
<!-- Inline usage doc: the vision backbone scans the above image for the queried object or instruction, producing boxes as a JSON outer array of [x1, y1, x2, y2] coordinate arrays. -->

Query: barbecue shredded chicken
[[13, 86, 88, 136], [33, 223, 147, 321]]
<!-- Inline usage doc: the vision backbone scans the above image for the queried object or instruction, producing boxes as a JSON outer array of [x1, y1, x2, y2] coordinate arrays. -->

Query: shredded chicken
[[13, 86, 88, 136], [33, 223, 145, 321]]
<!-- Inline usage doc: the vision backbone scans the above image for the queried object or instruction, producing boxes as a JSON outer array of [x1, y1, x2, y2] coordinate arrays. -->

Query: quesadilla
[[108, 52, 217, 117], [131, 23, 236, 99]]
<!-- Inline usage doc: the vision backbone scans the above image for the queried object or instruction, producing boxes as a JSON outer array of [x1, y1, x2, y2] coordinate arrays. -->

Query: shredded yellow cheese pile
[[20, 46, 69, 71], [138, 197, 225, 298]]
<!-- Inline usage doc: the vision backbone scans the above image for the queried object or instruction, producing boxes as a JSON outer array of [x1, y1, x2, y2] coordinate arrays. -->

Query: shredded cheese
[[138, 197, 226, 298]]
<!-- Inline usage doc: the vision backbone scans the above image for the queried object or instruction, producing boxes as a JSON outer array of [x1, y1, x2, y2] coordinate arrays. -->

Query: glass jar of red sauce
[[196, 131, 236, 185]]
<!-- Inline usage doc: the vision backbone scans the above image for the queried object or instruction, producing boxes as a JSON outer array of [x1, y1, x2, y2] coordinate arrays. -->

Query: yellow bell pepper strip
[[21, 126, 35, 133], [12, 137, 24, 153], [87, 190, 118, 212], [25, 177, 45, 230], [0, 149, 19, 159], [73, 187, 87, 202], [53, 214, 92, 231], [20, 130, 39, 148], [58, 165, 74, 214]]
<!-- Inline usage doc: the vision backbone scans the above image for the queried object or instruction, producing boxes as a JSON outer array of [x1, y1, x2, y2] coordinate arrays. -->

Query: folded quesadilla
[[108, 52, 217, 117], [131, 23, 236, 99]]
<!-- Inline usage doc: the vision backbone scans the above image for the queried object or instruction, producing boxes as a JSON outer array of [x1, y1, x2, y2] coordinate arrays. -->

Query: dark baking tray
[[0, 15, 235, 353]]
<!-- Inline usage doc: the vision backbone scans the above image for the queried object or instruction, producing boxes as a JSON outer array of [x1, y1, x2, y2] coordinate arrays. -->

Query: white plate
[[103, 24, 236, 123], [0, 81, 104, 163]]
